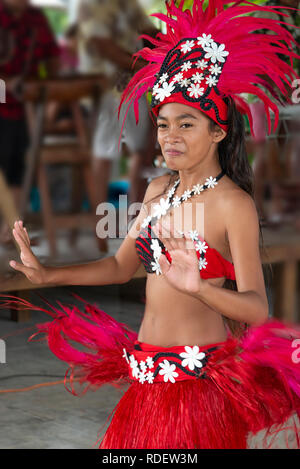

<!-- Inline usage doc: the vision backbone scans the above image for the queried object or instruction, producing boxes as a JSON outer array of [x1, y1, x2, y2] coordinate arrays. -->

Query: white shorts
[[92, 90, 151, 160]]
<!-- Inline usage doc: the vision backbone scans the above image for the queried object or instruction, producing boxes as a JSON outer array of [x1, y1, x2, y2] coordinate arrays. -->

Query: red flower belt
[[122, 339, 226, 384]]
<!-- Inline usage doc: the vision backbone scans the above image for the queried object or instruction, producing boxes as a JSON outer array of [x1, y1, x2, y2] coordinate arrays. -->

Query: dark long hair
[[145, 97, 271, 337]]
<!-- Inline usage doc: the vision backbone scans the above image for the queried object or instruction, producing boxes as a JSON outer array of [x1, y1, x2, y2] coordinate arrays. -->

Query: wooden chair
[[21, 74, 108, 255]]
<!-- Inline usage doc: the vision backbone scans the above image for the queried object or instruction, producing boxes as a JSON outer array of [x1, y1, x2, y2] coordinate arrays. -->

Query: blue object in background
[[30, 187, 41, 212]]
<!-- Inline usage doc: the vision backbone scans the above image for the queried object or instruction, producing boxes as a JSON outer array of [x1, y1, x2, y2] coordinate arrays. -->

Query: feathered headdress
[[118, 0, 299, 136]]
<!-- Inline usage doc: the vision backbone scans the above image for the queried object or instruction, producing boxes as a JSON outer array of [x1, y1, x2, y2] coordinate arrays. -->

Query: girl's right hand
[[9, 220, 47, 285]]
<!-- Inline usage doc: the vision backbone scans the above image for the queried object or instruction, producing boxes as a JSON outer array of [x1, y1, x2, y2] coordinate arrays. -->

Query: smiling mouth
[[165, 149, 183, 156]]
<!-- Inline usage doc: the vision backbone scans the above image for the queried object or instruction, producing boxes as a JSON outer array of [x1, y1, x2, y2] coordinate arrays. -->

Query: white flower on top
[[146, 356, 154, 369], [204, 42, 229, 63], [179, 345, 206, 371], [187, 83, 204, 99], [205, 75, 218, 87], [155, 81, 176, 102], [141, 215, 152, 229], [146, 371, 154, 383], [197, 33, 213, 48], [179, 78, 191, 88], [209, 64, 222, 75], [199, 257, 208, 270], [150, 238, 162, 259], [172, 195, 181, 208], [167, 186, 176, 198], [188, 230, 199, 241], [172, 72, 183, 83], [181, 40, 195, 54], [192, 183, 204, 194], [195, 240, 208, 254], [151, 258, 162, 275], [153, 197, 171, 219], [192, 72, 204, 84], [158, 360, 179, 383], [196, 59, 207, 70], [138, 370, 147, 383], [181, 61, 192, 72], [152, 83, 160, 96], [182, 189, 192, 201], [205, 176, 218, 188], [159, 72, 169, 84]]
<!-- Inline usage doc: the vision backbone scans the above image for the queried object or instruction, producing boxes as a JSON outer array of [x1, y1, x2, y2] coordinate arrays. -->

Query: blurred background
[[0, 0, 299, 449]]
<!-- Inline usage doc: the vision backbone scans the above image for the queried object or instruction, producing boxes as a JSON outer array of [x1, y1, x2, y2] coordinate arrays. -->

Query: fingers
[[13, 220, 30, 250], [153, 221, 189, 252], [9, 259, 32, 276]]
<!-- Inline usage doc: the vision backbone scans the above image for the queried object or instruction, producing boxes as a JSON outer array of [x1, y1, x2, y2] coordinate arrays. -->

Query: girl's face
[[156, 102, 225, 171]]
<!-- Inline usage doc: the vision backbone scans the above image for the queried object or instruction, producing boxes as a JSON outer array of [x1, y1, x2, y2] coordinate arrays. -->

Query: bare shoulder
[[219, 177, 259, 230]]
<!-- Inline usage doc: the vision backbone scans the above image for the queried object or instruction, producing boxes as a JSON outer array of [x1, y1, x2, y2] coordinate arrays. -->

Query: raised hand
[[152, 220, 203, 294], [9, 220, 47, 285]]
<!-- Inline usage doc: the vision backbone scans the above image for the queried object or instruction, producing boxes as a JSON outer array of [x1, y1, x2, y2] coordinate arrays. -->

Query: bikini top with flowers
[[135, 170, 236, 281]]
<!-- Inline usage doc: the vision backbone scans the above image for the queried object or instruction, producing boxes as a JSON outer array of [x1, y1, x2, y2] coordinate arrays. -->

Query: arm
[[9, 176, 166, 286], [190, 194, 269, 325]]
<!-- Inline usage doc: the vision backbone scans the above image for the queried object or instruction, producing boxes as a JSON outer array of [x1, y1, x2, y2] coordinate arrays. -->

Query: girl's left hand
[[152, 220, 204, 294]]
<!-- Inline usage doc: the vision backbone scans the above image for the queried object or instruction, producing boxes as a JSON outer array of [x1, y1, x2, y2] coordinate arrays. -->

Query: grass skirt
[[2, 294, 300, 449]]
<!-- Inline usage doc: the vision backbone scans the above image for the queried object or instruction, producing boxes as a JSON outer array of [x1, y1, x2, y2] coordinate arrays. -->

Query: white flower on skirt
[[138, 370, 147, 383], [129, 355, 138, 368], [158, 360, 179, 383], [180, 346, 206, 370], [139, 360, 147, 373], [146, 371, 154, 384], [153, 197, 171, 219], [146, 356, 154, 369]]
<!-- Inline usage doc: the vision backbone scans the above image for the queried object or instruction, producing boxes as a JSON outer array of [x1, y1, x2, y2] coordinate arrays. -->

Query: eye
[[181, 123, 192, 128], [157, 123, 167, 129]]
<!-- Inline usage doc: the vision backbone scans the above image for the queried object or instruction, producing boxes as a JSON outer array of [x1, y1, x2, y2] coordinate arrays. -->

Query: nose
[[163, 125, 180, 143]]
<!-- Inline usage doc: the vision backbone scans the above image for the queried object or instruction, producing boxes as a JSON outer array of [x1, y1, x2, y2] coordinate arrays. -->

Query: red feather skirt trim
[[1, 294, 300, 449]]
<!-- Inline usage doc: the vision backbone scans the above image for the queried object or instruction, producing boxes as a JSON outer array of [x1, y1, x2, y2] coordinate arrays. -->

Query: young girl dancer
[[4, 0, 300, 449]]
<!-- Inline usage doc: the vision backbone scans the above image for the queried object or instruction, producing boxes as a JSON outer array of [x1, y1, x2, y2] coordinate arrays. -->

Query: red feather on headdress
[[118, 0, 299, 136]]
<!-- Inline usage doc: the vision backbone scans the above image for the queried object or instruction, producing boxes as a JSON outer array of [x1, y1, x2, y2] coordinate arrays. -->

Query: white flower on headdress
[[199, 257, 208, 270], [187, 83, 204, 98], [179, 346, 206, 371], [182, 189, 192, 201], [158, 360, 179, 383], [172, 72, 183, 83], [151, 258, 162, 275], [181, 40, 195, 54], [152, 83, 160, 96], [205, 176, 218, 188], [153, 197, 171, 219], [179, 78, 191, 88], [195, 240, 208, 254], [146, 356, 154, 369], [193, 183, 204, 194], [192, 72, 204, 84], [209, 64, 222, 75], [204, 42, 229, 63], [196, 59, 207, 70], [155, 81, 176, 102], [150, 238, 162, 259], [205, 75, 218, 87], [172, 195, 181, 208], [181, 61, 192, 72], [159, 73, 169, 84], [197, 33, 213, 48], [141, 215, 152, 229], [146, 371, 154, 383]]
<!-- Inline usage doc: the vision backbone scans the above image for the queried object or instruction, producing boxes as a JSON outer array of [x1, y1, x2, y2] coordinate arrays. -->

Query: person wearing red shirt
[[0, 0, 60, 242]]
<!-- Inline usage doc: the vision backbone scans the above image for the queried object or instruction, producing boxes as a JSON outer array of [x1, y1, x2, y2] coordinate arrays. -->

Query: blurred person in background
[[76, 0, 158, 248], [0, 0, 60, 243]]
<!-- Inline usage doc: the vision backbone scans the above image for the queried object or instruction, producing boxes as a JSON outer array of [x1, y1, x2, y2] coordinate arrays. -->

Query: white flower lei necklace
[[140, 169, 226, 275]]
